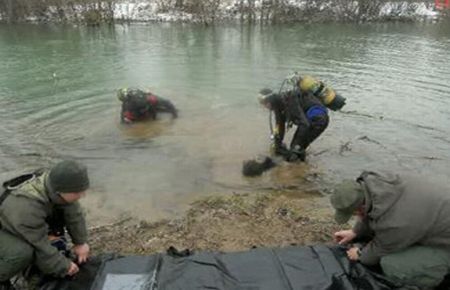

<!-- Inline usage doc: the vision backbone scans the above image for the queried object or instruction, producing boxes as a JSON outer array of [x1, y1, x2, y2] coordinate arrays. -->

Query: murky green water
[[1, 22, 449, 223]]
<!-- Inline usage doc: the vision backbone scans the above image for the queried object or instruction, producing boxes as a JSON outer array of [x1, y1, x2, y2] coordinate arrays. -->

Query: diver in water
[[117, 88, 178, 123]]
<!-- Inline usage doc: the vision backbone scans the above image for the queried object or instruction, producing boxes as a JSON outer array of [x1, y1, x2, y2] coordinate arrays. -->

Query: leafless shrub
[[0, 0, 115, 24], [332, 0, 388, 21], [154, 0, 177, 13], [0, 0, 31, 22], [0, 0, 441, 24], [238, 0, 257, 22], [182, 0, 223, 24], [228, 0, 391, 23]]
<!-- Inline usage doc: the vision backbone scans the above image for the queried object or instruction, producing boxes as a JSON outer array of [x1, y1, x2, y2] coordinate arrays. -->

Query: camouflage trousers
[[0, 229, 33, 282], [381, 245, 450, 288]]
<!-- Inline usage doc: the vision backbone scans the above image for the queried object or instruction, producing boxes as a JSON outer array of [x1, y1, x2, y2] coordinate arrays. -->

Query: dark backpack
[[0, 170, 65, 237], [0, 172, 38, 206]]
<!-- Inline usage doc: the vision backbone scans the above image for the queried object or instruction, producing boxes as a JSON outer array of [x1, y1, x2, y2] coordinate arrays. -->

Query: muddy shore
[[89, 190, 344, 255]]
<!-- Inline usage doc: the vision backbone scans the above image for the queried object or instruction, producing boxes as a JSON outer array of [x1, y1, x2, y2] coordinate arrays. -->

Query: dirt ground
[[89, 190, 345, 255]]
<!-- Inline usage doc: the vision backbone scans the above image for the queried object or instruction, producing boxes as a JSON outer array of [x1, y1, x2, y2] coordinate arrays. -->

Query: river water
[[0, 22, 449, 224]]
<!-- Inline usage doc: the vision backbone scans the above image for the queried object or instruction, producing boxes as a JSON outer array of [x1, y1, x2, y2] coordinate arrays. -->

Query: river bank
[[0, 0, 443, 24], [89, 190, 344, 255], [113, 0, 440, 23]]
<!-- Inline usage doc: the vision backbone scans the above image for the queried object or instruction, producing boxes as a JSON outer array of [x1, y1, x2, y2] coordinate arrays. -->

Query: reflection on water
[[0, 23, 449, 224]]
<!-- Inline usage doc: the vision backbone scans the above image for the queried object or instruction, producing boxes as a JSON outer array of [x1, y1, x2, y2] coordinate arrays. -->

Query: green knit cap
[[46, 160, 89, 193], [330, 180, 364, 224]]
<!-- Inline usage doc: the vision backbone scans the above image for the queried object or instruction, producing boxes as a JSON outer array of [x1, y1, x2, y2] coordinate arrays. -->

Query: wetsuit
[[267, 89, 329, 161], [120, 89, 178, 123]]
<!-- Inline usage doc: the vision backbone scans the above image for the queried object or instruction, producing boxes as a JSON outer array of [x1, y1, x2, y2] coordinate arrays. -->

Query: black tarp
[[39, 245, 406, 290]]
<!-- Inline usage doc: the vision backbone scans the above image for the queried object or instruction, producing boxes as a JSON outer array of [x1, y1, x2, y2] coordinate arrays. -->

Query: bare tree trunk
[[175, 0, 183, 9], [248, 0, 255, 22], [239, 0, 244, 22], [6, 0, 13, 23]]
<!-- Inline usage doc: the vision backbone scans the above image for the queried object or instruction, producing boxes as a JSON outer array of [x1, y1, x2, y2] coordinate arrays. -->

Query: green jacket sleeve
[[2, 196, 71, 277], [60, 201, 88, 245]]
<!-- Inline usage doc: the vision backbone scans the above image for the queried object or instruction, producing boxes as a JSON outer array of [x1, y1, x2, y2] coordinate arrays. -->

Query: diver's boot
[[290, 146, 306, 162], [296, 149, 306, 162]]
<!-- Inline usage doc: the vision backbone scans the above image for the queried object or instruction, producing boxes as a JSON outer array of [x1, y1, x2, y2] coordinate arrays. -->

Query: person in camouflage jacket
[[0, 160, 90, 289]]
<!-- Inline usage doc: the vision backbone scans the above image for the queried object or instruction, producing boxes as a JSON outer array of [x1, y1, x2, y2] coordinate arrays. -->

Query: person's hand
[[67, 261, 79, 276], [347, 247, 361, 261], [270, 140, 282, 155], [73, 243, 90, 264], [334, 230, 357, 245]]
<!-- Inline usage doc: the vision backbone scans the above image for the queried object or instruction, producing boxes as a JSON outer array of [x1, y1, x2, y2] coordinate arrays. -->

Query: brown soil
[[89, 191, 344, 255]]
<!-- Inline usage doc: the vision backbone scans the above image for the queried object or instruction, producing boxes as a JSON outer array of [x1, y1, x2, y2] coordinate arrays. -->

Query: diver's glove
[[270, 134, 287, 155]]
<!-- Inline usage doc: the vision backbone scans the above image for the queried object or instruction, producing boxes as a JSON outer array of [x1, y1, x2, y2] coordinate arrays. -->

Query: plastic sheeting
[[40, 245, 402, 290]]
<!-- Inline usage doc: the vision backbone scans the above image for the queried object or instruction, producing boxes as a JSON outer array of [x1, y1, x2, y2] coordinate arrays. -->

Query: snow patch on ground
[[113, 2, 195, 22], [380, 2, 438, 18]]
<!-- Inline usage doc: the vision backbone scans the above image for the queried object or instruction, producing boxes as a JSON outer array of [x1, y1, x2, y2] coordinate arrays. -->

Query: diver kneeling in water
[[117, 88, 178, 124]]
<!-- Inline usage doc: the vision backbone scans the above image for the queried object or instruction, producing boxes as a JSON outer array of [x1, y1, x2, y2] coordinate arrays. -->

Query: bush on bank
[[0, 1, 443, 26]]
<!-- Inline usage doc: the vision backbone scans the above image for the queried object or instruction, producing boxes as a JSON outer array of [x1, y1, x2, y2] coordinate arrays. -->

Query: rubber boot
[[288, 146, 306, 162]]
